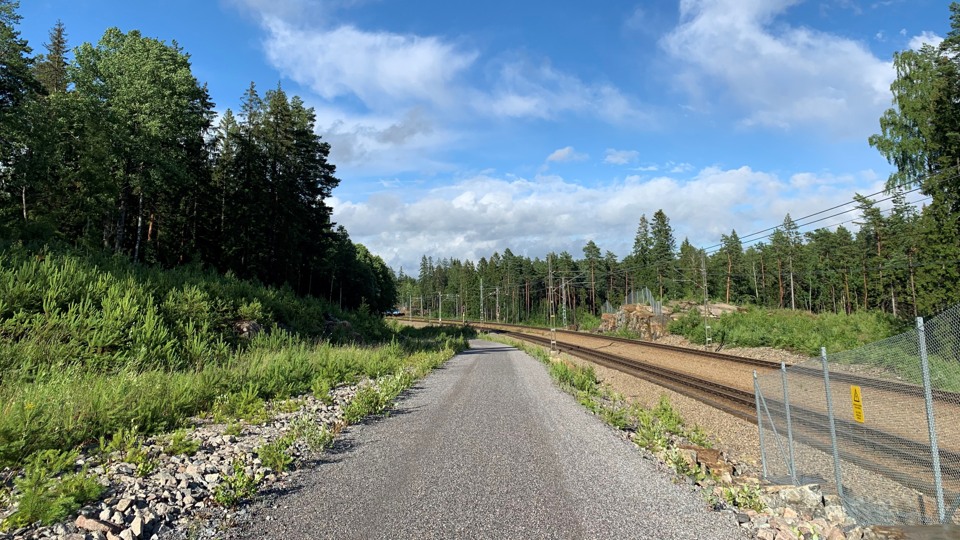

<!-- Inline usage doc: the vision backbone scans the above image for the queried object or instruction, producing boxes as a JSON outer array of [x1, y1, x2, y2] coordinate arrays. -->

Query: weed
[[1, 450, 104, 530], [213, 459, 262, 507], [653, 395, 685, 436], [342, 385, 388, 424], [687, 425, 713, 448], [256, 436, 295, 472], [311, 377, 334, 405], [289, 417, 334, 452], [224, 421, 243, 437], [665, 448, 697, 477], [98, 426, 140, 458], [273, 398, 301, 414], [600, 405, 631, 430], [633, 410, 669, 452], [212, 384, 268, 424], [163, 429, 201, 456], [721, 484, 765, 512]]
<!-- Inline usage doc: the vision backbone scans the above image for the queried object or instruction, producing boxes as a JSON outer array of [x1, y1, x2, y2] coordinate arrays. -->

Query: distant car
[[385, 309, 404, 316]]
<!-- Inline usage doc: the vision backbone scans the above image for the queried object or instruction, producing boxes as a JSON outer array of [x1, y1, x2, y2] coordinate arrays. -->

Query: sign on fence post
[[850, 385, 865, 423]]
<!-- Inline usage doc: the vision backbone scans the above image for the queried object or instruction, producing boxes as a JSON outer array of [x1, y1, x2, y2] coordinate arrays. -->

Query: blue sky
[[17, 0, 950, 273]]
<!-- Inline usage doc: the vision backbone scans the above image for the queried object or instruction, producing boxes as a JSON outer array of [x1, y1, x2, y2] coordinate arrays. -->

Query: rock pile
[[598, 303, 672, 338], [668, 445, 913, 540]]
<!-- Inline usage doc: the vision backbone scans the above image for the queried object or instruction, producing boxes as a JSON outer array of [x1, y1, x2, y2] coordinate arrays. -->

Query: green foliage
[[633, 408, 669, 452], [256, 435, 295, 472], [0, 296, 465, 467], [224, 421, 243, 437], [289, 417, 333, 452], [213, 459, 262, 508], [1, 449, 104, 530], [163, 429, 201, 456], [342, 385, 388, 424], [97, 426, 157, 477], [721, 484, 765, 512], [668, 307, 903, 356], [653, 395, 685, 436], [549, 361, 598, 394], [311, 377, 334, 404], [212, 384, 268, 424]]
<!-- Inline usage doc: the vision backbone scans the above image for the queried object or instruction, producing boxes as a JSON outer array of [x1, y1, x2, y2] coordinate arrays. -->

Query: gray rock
[[130, 516, 144, 538], [115, 498, 133, 514]]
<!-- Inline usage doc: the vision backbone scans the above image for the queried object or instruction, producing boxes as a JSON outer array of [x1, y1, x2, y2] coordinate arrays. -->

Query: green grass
[[0, 246, 475, 467], [668, 306, 904, 356]]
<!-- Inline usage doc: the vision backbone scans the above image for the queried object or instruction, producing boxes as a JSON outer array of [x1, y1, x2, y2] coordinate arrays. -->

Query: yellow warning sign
[[850, 385, 865, 423]]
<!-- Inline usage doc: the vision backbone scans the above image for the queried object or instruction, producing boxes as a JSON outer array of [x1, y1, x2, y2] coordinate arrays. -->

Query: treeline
[[403, 194, 932, 325], [407, 4, 960, 323], [0, 3, 395, 312]]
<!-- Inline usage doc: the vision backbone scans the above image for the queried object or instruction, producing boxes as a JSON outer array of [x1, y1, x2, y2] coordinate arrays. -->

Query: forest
[[405, 4, 960, 326], [0, 3, 396, 313]]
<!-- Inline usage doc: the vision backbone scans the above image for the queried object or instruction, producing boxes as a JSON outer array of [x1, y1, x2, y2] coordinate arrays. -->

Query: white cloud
[[909, 31, 944, 50], [261, 18, 477, 110], [661, 0, 894, 137], [604, 149, 639, 165], [546, 146, 588, 163], [479, 60, 655, 125], [331, 166, 885, 271]]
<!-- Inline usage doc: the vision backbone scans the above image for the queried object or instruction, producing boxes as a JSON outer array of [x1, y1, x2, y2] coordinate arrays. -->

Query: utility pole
[[495, 286, 500, 322], [438, 292, 443, 323], [548, 255, 554, 319], [702, 253, 710, 351], [561, 277, 568, 328], [480, 278, 484, 322]]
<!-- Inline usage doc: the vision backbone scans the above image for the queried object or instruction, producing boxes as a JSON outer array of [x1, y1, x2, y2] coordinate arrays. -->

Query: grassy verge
[[0, 245, 476, 467], [1, 325, 471, 528], [668, 307, 904, 356], [0, 325, 471, 467]]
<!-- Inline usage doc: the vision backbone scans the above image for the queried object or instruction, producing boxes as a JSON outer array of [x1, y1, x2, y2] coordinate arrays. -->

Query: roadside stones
[[0, 384, 360, 540]]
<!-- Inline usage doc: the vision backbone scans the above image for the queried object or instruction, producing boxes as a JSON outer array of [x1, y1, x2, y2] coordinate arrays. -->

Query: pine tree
[[34, 20, 68, 94]]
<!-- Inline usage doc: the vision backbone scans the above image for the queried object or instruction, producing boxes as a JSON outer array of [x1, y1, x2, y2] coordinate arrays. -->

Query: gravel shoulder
[[230, 340, 747, 539]]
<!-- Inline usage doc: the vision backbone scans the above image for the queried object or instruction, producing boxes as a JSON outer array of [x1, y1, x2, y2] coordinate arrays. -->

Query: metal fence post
[[821, 347, 844, 499], [753, 371, 768, 479], [917, 316, 946, 523], [781, 362, 797, 485]]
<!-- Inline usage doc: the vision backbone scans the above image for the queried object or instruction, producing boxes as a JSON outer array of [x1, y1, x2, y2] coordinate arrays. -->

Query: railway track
[[490, 327, 960, 512], [402, 317, 960, 514]]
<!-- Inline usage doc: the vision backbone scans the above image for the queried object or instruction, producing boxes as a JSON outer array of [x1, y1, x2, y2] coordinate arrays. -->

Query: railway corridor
[[232, 340, 746, 539]]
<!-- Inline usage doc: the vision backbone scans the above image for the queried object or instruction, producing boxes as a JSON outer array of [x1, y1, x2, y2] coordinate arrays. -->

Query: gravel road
[[232, 340, 747, 539]]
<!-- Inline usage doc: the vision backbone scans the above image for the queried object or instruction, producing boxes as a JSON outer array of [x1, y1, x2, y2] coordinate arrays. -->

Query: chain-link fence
[[602, 288, 664, 316], [755, 304, 960, 526]]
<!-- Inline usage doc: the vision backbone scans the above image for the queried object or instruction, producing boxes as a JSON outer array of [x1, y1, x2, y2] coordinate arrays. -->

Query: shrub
[[213, 459, 262, 507]]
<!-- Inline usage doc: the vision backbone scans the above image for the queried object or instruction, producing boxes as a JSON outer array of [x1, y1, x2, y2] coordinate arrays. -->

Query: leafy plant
[[1, 450, 104, 530], [342, 385, 388, 424], [163, 429, 201, 456], [722, 484, 765, 512], [290, 417, 334, 452], [665, 448, 697, 477], [687, 425, 713, 448], [653, 395, 685, 436], [212, 384, 268, 424], [311, 376, 334, 405], [213, 459, 262, 507], [224, 421, 243, 437], [256, 436, 295, 472]]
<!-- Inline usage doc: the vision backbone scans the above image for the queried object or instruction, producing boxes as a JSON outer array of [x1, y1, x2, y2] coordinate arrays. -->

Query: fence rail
[[755, 304, 960, 526]]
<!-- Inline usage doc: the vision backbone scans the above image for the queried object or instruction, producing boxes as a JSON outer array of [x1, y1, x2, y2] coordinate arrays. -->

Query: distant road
[[233, 340, 746, 539]]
